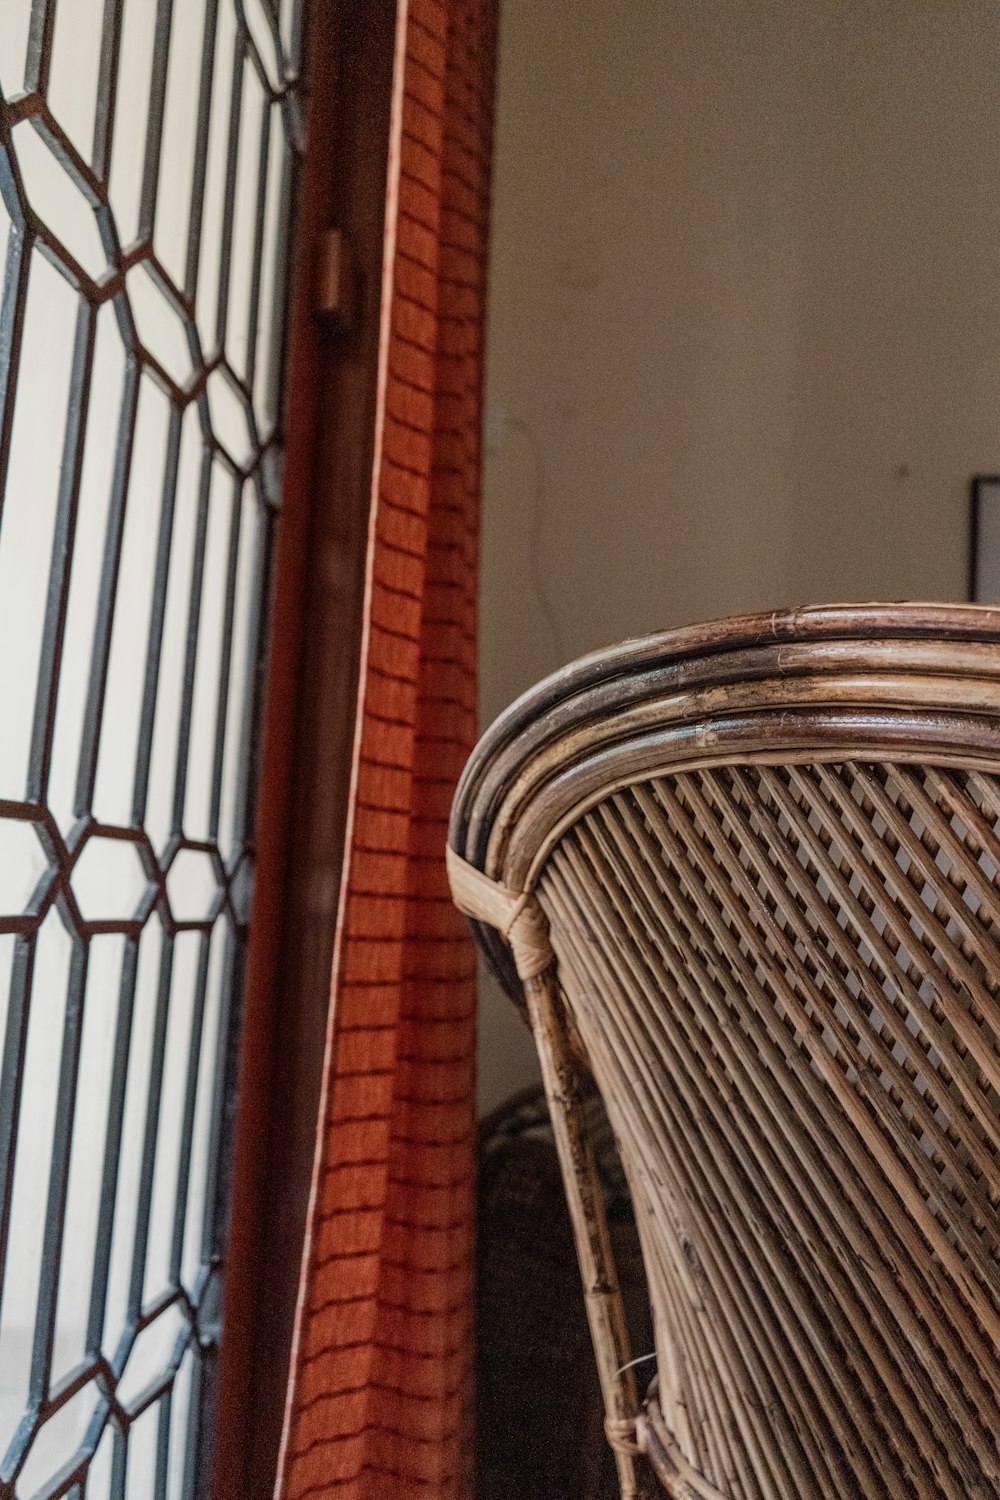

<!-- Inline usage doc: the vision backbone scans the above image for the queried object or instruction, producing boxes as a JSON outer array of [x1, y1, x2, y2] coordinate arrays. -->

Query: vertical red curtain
[[276, 1, 497, 1496]]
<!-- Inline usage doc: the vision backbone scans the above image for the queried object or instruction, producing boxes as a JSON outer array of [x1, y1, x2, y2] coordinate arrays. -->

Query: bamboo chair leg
[[522, 964, 644, 1500]]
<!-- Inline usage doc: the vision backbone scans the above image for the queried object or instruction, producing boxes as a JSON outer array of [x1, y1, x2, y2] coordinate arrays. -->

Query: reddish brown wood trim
[[212, 4, 397, 1496]]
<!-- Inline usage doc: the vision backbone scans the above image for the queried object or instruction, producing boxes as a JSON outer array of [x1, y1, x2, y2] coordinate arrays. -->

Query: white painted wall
[[477, 0, 1000, 1113]]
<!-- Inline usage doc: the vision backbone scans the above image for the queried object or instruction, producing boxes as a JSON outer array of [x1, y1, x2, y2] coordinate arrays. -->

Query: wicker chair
[[448, 604, 1000, 1500]]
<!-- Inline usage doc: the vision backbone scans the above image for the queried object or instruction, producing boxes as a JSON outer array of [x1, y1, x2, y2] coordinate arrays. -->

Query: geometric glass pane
[[0, 250, 78, 802], [10, 121, 108, 279], [46, 0, 106, 162], [0, 5, 30, 95], [0, 0, 308, 1489], [70, 838, 146, 924], [166, 851, 220, 926]]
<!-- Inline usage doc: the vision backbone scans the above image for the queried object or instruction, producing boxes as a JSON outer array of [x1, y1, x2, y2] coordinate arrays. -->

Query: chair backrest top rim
[[454, 604, 1000, 853], [451, 604, 1000, 988]]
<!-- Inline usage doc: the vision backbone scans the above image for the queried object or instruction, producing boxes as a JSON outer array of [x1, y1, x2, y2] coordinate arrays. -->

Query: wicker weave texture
[[449, 606, 1000, 1499], [540, 759, 1000, 1498]]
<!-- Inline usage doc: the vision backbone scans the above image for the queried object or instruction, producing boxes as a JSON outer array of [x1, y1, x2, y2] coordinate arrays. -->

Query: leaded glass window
[[0, 1, 307, 1493]]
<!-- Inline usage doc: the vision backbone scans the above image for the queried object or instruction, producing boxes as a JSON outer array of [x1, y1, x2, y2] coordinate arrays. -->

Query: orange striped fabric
[[275, 1, 497, 1496]]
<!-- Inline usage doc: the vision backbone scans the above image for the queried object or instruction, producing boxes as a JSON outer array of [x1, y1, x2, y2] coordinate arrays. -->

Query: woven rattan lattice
[[449, 604, 1000, 1500], [0, 3, 306, 1495]]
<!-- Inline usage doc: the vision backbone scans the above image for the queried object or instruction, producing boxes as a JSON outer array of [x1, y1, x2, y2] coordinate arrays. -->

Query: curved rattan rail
[[449, 604, 1000, 1500]]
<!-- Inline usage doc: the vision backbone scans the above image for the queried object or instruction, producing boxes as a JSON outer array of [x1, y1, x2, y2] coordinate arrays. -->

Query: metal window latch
[[316, 228, 356, 332]]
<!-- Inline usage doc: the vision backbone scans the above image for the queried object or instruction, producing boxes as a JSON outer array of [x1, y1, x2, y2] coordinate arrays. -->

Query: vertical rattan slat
[[449, 604, 1000, 1499]]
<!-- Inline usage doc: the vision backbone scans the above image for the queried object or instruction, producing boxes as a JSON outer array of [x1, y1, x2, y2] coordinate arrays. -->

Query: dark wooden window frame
[[212, 4, 397, 1495]]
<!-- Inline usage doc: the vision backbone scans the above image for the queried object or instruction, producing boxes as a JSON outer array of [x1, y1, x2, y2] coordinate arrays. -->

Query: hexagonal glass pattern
[[0, 0, 307, 1493], [69, 835, 148, 925], [165, 850, 221, 927]]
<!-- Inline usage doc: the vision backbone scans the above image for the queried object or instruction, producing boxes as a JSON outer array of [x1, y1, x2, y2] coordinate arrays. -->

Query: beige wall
[[476, 0, 1000, 1114]]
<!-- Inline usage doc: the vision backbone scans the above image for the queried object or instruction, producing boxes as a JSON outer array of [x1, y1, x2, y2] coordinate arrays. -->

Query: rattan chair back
[[448, 604, 1000, 1500]]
